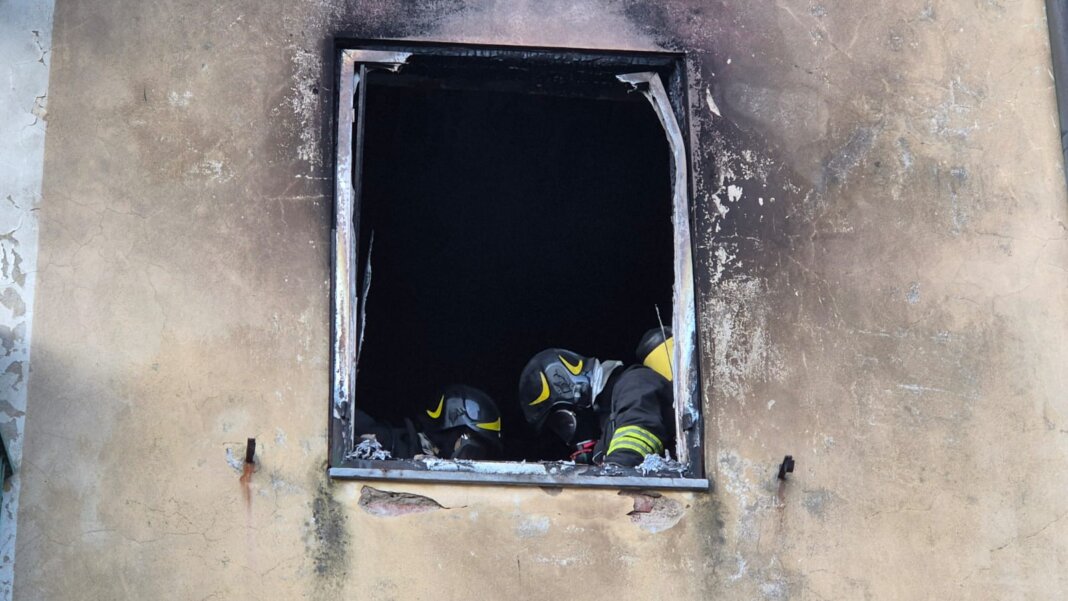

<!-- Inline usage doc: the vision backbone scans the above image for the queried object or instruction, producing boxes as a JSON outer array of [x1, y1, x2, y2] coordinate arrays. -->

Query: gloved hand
[[570, 439, 597, 463]]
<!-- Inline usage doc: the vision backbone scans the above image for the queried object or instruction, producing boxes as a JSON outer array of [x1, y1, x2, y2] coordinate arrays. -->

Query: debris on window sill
[[636, 452, 686, 476], [347, 437, 392, 461]]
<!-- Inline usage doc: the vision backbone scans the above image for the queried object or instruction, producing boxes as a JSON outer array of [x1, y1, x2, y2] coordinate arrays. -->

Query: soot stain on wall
[[309, 480, 349, 590]]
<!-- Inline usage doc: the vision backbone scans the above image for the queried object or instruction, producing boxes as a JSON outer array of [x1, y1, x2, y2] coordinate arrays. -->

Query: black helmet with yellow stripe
[[518, 349, 595, 434], [636, 326, 674, 381], [422, 385, 503, 459]]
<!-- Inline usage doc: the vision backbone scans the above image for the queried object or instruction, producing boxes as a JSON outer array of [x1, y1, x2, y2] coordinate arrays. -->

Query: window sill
[[329, 458, 710, 491]]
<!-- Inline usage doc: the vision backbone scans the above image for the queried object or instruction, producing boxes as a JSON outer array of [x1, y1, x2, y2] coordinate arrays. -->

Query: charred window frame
[[328, 40, 707, 491], [0, 433, 10, 520]]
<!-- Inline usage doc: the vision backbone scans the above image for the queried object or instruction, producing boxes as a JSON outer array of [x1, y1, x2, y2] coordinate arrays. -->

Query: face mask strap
[[588, 359, 623, 410]]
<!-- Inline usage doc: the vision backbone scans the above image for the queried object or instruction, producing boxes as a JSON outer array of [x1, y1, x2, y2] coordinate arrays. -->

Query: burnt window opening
[[0, 432, 11, 522], [329, 41, 706, 490]]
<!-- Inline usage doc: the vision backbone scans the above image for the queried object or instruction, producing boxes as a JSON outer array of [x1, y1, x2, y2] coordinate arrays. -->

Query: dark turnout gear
[[519, 349, 621, 453], [519, 329, 676, 467], [421, 384, 503, 460], [354, 385, 503, 460], [353, 410, 428, 459], [595, 366, 673, 467]]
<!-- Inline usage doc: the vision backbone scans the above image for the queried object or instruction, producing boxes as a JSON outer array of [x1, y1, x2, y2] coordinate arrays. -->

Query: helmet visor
[[463, 398, 486, 421]]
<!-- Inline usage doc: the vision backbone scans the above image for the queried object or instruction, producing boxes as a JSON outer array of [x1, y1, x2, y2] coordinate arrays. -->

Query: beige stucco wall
[[14, 0, 1068, 599]]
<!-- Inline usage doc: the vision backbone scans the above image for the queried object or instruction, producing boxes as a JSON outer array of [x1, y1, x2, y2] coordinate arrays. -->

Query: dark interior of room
[[354, 66, 673, 460]]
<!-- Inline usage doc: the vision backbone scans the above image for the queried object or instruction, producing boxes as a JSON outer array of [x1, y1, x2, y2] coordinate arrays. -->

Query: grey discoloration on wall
[[311, 482, 349, 584], [0, 0, 54, 598], [11, 0, 1068, 599], [801, 488, 835, 519]]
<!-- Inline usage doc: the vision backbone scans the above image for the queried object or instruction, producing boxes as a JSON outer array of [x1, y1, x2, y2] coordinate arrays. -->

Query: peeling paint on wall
[[358, 486, 445, 517], [620, 491, 687, 533], [0, 1, 53, 598]]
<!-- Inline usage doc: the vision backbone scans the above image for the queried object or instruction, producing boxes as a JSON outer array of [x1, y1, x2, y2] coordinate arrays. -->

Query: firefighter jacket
[[593, 365, 675, 467]]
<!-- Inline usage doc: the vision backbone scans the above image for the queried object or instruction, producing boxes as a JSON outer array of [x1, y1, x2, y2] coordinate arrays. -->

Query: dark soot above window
[[355, 73, 673, 460]]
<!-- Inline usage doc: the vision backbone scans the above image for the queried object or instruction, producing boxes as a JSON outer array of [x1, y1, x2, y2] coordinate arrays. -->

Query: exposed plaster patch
[[358, 486, 444, 517], [705, 86, 721, 118], [532, 553, 593, 568], [187, 157, 233, 184], [224, 447, 244, 472], [0, 245, 25, 290], [906, 282, 920, 304], [287, 49, 322, 169], [898, 137, 914, 170], [620, 491, 686, 533], [928, 77, 983, 141], [0, 291, 25, 319], [716, 451, 756, 511], [725, 553, 749, 581], [515, 514, 551, 538], [710, 192, 730, 222], [2, 363, 23, 390], [947, 165, 970, 234], [703, 277, 785, 402], [760, 579, 790, 601], [693, 122, 780, 258], [802, 488, 835, 519], [167, 90, 192, 108], [30, 95, 47, 124], [822, 123, 883, 189]]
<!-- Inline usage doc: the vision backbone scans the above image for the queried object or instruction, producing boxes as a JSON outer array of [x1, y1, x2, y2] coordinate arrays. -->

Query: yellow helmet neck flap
[[636, 327, 674, 381]]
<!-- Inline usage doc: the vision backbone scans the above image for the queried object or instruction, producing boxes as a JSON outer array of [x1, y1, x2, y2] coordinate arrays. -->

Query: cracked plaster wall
[[0, 0, 54, 598], [12, 0, 1068, 599]]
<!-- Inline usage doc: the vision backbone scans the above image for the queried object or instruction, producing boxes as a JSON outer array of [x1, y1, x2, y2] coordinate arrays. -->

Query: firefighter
[[353, 384, 503, 460], [518, 327, 675, 467]]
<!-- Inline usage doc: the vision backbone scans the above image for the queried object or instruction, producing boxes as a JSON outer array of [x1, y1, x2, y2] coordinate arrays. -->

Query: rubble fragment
[[636, 452, 686, 475], [358, 486, 444, 517], [620, 491, 686, 533], [347, 437, 391, 461]]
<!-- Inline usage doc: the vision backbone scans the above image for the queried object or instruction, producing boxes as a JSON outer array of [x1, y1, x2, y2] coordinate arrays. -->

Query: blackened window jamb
[[328, 41, 708, 491]]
